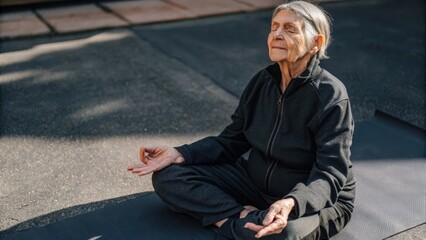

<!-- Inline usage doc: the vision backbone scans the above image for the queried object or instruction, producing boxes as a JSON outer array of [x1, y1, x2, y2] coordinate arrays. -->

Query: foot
[[217, 209, 269, 240], [219, 208, 270, 240], [215, 205, 259, 228]]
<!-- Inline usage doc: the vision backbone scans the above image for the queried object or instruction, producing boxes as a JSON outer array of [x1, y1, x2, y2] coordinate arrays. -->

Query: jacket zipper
[[264, 94, 285, 192]]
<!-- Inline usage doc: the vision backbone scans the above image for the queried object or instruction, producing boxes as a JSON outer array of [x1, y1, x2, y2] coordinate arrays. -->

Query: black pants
[[152, 159, 352, 239]]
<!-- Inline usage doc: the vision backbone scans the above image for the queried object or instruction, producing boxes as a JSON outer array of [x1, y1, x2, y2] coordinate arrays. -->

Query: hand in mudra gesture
[[245, 198, 296, 238], [127, 146, 185, 176]]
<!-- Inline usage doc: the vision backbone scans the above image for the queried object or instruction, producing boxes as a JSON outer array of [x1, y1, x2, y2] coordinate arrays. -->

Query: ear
[[310, 34, 325, 54]]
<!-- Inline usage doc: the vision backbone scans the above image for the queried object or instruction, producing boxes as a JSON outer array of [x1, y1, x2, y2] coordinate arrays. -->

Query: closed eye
[[271, 23, 278, 31], [284, 23, 299, 34]]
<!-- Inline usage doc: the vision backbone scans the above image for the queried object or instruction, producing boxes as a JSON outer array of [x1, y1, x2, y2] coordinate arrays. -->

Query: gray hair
[[273, 1, 332, 60]]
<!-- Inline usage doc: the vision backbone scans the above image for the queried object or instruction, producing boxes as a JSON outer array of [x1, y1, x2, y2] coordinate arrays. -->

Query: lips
[[271, 46, 286, 50]]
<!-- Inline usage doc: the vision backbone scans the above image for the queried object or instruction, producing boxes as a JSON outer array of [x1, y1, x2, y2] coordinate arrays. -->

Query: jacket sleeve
[[285, 99, 354, 217], [175, 110, 251, 165], [175, 74, 260, 165]]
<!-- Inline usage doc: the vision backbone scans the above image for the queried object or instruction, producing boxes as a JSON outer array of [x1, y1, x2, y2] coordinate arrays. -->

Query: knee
[[152, 164, 189, 196], [281, 215, 320, 240], [151, 165, 174, 194], [281, 222, 303, 240]]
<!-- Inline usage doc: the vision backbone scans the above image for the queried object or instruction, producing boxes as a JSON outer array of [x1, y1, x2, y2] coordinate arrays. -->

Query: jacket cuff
[[175, 145, 192, 165], [281, 195, 300, 219], [284, 191, 306, 218]]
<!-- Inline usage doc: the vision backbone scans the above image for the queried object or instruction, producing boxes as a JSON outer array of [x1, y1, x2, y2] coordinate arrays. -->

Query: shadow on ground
[[0, 30, 237, 139]]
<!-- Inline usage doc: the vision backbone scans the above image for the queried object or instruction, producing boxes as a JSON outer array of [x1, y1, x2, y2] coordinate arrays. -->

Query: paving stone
[[235, 0, 345, 11], [36, 4, 128, 33], [234, 0, 283, 10], [165, 0, 254, 17], [0, 11, 50, 38], [102, 0, 194, 24]]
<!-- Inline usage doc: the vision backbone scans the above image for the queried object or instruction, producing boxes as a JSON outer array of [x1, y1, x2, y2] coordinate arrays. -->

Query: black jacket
[[176, 58, 356, 218]]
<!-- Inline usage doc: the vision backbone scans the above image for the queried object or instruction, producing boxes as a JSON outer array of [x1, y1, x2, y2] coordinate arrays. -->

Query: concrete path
[[0, 0, 286, 38]]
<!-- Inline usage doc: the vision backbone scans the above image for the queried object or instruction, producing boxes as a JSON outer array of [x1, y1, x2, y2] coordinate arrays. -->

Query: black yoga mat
[[1, 192, 218, 240], [333, 112, 425, 240]]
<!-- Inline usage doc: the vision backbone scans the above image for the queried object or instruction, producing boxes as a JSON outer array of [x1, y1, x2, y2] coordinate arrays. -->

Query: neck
[[278, 53, 312, 93]]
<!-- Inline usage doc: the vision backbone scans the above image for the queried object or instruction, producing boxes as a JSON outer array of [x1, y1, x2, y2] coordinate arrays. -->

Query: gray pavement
[[0, 0, 425, 239], [0, 29, 237, 232]]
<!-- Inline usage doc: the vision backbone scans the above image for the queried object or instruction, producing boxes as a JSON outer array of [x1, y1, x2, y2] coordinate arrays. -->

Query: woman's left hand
[[244, 198, 296, 238]]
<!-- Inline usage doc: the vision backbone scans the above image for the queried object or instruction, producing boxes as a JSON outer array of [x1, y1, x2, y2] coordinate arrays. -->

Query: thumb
[[263, 206, 279, 225], [139, 147, 148, 164], [244, 222, 264, 232]]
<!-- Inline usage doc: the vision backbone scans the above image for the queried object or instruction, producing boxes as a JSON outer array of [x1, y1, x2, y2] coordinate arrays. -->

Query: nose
[[273, 28, 284, 40]]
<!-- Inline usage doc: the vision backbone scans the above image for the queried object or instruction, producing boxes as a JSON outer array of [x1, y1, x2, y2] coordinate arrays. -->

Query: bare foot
[[214, 205, 259, 228]]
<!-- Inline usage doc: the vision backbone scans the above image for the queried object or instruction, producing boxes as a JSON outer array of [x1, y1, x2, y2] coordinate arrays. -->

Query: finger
[[256, 219, 285, 238], [127, 164, 144, 171], [256, 222, 284, 238], [144, 146, 158, 154], [244, 222, 264, 232], [137, 167, 155, 176], [140, 147, 148, 164], [279, 209, 290, 226], [255, 225, 277, 238], [259, 229, 282, 238], [131, 167, 146, 173], [263, 205, 280, 225]]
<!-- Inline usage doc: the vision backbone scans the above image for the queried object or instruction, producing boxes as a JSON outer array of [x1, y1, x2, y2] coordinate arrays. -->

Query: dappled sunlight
[[0, 70, 35, 84], [70, 99, 131, 121], [0, 28, 236, 139], [0, 69, 70, 85], [87, 235, 102, 240], [0, 31, 131, 67], [30, 71, 70, 85]]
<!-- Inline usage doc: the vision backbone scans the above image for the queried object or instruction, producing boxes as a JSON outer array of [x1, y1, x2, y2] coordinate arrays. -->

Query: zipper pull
[[278, 98, 282, 105]]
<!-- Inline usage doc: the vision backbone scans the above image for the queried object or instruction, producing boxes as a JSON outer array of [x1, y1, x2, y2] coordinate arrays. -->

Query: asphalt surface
[[0, 0, 425, 238], [0, 29, 238, 231]]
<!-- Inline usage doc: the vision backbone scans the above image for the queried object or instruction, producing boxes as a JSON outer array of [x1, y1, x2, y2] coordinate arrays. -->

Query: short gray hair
[[273, 1, 332, 60]]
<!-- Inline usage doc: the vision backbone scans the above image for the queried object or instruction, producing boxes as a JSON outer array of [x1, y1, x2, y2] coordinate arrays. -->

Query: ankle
[[216, 206, 258, 228], [214, 218, 228, 228]]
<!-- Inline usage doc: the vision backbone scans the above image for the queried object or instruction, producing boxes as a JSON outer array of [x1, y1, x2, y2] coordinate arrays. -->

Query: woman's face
[[267, 9, 309, 64]]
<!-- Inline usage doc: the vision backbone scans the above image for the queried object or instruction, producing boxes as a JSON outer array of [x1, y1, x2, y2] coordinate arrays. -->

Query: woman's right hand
[[127, 146, 185, 176]]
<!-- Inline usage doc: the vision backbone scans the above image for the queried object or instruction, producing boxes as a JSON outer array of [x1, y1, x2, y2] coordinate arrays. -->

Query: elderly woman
[[128, 1, 355, 239]]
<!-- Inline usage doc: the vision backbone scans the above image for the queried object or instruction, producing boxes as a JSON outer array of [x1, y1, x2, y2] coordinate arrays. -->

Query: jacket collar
[[266, 55, 322, 95], [298, 54, 322, 79]]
